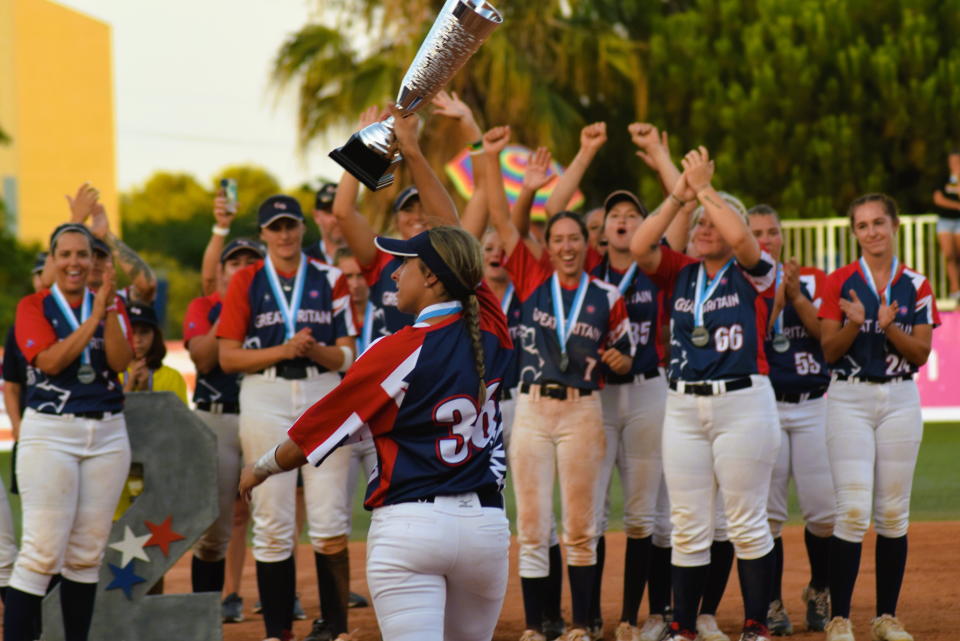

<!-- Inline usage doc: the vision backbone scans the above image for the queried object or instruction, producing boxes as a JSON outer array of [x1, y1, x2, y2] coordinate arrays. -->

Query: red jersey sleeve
[[15, 292, 57, 363], [606, 295, 634, 353], [113, 296, 135, 350], [331, 272, 357, 337], [818, 269, 844, 322], [476, 281, 513, 349], [913, 277, 940, 326], [217, 264, 257, 342], [183, 295, 215, 346], [647, 246, 697, 299], [360, 249, 394, 288], [503, 240, 552, 302], [288, 327, 427, 466], [585, 246, 603, 274]]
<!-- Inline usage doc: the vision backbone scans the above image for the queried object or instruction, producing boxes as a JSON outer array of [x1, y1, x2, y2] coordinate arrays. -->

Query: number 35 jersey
[[819, 261, 939, 380], [649, 246, 776, 382]]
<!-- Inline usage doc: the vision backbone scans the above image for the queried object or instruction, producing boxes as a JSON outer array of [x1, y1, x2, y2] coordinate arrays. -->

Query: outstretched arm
[[480, 126, 520, 257], [390, 103, 458, 226], [201, 191, 235, 296], [90, 203, 157, 303], [332, 107, 383, 267], [545, 122, 607, 216]]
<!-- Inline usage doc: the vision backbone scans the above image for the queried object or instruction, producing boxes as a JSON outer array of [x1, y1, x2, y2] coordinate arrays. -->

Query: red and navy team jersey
[[287, 282, 514, 508], [304, 240, 334, 265], [217, 258, 355, 371], [648, 246, 776, 382], [361, 249, 416, 341], [3, 326, 28, 413], [762, 267, 830, 394], [184, 291, 240, 405], [504, 242, 634, 390], [591, 258, 662, 383], [819, 261, 939, 379], [491, 281, 523, 391], [15, 290, 132, 414]]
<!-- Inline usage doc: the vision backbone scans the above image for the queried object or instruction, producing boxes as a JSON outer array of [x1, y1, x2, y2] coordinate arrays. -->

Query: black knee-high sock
[[589, 536, 605, 624], [699, 540, 734, 615], [875, 535, 908, 617], [828, 537, 862, 619], [544, 544, 564, 621], [522, 577, 550, 630], [568, 564, 598, 629], [3, 587, 43, 641], [672, 564, 709, 633], [60, 578, 97, 641], [771, 537, 784, 602], [649, 545, 672, 615], [315, 550, 349, 635], [738, 550, 775, 624], [0, 586, 6, 603], [191, 556, 226, 593], [256, 557, 296, 639], [621, 536, 652, 625], [804, 528, 830, 590]]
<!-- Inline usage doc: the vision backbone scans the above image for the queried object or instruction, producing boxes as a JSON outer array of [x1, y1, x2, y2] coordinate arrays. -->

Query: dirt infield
[[160, 522, 959, 640]]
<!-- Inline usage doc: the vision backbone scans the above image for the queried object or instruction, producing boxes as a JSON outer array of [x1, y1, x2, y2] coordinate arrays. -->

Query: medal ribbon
[[693, 258, 735, 328], [264, 252, 307, 340], [500, 282, 515, 315], [858, 255, 899, 305], [358, 300, 374, 355], [415, 301, 463, 324], [774, 264, 784, 335], [550, 272, 590, 360], [607, 262, 639, 295], [51, 284, 93, 365]]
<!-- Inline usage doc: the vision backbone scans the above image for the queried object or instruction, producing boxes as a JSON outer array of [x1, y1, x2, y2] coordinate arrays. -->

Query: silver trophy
[[329, 0, 502, 191]]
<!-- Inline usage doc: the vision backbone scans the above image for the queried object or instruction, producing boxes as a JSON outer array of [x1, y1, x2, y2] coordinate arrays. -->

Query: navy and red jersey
[[648, 246, 776, 382], [819, 260, 939, 379], [15, 289, 132, 414], [217, 257, 355, 371], [361, 249, 416, 342], [3, 326, 28, 413], [287, 282, 514, 509], [504, 242, 634, 390], [489, 280, 522, 392], [591, 258, 662, 383], [184, 291, 240, 405], [763, 266, 830, 394]]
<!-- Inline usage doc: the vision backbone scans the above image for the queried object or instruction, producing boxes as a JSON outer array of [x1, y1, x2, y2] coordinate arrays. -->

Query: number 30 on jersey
[[434, 381, 502, 466]]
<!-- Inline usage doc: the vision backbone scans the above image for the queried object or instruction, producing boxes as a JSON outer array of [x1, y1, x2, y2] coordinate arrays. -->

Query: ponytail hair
[[423, 226, 487, 405]]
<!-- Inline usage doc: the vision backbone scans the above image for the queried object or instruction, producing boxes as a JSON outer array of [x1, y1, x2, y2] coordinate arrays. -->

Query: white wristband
[[212, 225, 229, 237], [253, 444, 283, 479], [337, 345, 355, 372]]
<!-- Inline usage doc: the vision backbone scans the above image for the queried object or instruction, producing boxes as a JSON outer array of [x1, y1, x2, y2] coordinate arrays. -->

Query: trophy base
[[329, 133, 399, 192]]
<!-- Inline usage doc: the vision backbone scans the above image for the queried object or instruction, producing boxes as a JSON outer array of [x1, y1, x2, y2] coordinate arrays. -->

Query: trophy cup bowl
[[329, 0, 502, 191]]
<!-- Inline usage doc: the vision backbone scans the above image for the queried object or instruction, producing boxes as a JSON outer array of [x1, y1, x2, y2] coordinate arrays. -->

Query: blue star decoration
[[106, 560, 146, 600]]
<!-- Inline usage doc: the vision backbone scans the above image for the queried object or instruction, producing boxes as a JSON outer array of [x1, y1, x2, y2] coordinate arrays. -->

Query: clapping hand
[[839, 289, 866, 326], [285, 328, 317, 359], [89, 203, 111, 240], [782, 259, 801, 302], [878, 294, 899, 331], [522, 147, 553, 192], [66, 183, 99, 224], [681, 146, 715, 194]]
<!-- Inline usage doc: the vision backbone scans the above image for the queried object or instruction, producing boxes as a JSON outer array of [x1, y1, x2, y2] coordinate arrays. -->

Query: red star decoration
[[144, 516, 185, 556]]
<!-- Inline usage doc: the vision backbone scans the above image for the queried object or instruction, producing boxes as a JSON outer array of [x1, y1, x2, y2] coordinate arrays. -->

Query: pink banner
[[917, 310, 960, 420]]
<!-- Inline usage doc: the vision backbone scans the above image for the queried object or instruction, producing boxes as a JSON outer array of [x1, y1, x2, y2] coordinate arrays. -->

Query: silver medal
[[77, 364, 96, 384], [691, 326, 710, 348], [559, 352, 570, 372], [772, 333, 790, 353]]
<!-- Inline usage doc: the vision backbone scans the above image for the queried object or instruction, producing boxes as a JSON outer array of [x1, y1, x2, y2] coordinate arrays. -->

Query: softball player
[[818, 194, 938, 641], [217, 196, 356, 641], [483, 126, 635, 641], [630, 148, 780, 641], [185, 238, 264, 595], [4, 223, 133, 641], [239, 226, 514, 641], [747, 205, 835, 635]]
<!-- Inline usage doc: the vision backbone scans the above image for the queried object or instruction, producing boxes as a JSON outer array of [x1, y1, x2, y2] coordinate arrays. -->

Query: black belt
[[610, 368, 661, 385], [519, 382, 593, 400], [668, 376, 753, 396], [834, 373, 913, 384], [196, 401, 240, 414], [38, 409, 111, 419], [260, 364, 312, 380], [775, 387, 827, 404], [417, 487, 504, 509]]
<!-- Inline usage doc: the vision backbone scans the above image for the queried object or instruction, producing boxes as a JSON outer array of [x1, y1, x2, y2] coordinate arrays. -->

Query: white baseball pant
[[663, 376, 780, 566], [596, 373, 667, 537], [365, 495, 509, 641], [11, 409, 130, 595], [240, 371, 353, 561], [0, 476, 17, 586], [826, 378, 922, 542], [652, 478, 671, 549], [345, 437, 378, 533], [768, 397, 834, 538], [193, 410, 242, 561]]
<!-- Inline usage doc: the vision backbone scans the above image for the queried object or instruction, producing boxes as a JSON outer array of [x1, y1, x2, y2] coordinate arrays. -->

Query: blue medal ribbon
[[500, 282, 515, 315], [50, 283, 94, 365], [358, 300, 374, 355], [415, 301, 463, 324], [858, 255, 899, 305], [550, 272, 590, 361], [264, 252, 307, 341], [773, 263, 784, 335], [606, 261, 638, 295], [693, 258, 735, 328]]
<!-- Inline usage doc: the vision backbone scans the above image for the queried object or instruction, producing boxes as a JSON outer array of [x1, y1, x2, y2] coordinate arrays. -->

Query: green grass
[[2, 423, 957, 543]]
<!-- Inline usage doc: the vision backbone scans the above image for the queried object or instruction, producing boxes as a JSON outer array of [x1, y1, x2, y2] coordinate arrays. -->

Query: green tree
[[0, 228, 40, 338]]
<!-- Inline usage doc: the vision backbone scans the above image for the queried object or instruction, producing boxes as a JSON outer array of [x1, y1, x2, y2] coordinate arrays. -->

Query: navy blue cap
[[220, 238, 266, 263], [375, 231, 473, 299], [127, 303, 160, 328], [32, 252, 48, 274], [92, 237, 112, 257], [392, 186, 420, 213], [315, 183, 337, 211], [258, 195, 305, 228]]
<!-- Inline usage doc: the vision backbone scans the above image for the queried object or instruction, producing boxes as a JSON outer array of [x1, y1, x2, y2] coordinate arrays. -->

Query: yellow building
[[0, 0, 117, 245]]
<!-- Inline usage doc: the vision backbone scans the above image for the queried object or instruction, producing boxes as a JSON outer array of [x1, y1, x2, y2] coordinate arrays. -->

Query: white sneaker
[[615, 622, 640, 641], [870, 615, 913, 641], [638, 615, 667, 641], [520, 631, 548, 641], [825, 617, 855, 641], [562, 628, 594, 641], [696, 614, 730, 641]]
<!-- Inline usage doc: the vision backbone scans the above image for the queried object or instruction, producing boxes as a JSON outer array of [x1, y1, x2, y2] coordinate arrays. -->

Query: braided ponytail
[[462, 292, 487, 404]]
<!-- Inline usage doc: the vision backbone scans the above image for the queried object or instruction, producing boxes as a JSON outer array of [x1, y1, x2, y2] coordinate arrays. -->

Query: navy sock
[[875, 534, 907, 617], [589, 536, 605, 624], [256, 557, 296, 639], [314, 550, 349, 635], [521, 577, 549, 630], [568, 564, 598, 629], [621, 536, 652, 625], [60, 578, 97, 641], [804, 528, 830, 590], [828, 536, 862, 619], [699, 540, 734, 615], [3, 587, 43, 641], [771, 537, 784, 601], [738, 550, 775, 624], [544, 544, 564, 621], [649, 545, 672, 615], [672, 564, 709, 633], [191, 556, 226, 593]]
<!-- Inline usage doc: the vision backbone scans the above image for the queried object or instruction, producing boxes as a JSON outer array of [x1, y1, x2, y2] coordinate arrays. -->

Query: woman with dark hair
[[122, 303, 187, 404]]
